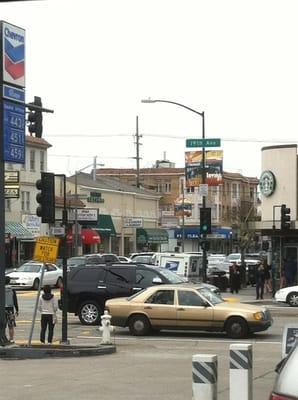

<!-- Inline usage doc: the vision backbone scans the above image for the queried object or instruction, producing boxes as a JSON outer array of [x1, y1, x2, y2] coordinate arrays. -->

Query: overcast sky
[[3, 0, 298, 178]]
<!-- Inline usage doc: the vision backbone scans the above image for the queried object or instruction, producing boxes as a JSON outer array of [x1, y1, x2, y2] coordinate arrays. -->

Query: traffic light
[[36, 172, 55, 223], [28, 96, 43, 138], [200, 207, 212, 234], [200, 240, 210, 251], [281, 204, 291, 230]]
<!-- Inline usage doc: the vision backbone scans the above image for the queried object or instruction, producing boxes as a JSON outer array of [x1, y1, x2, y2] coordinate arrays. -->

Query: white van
[[152, 252, 203, 280]]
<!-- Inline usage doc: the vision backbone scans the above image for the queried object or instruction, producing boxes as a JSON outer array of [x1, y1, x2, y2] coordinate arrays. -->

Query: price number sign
[[3, 100, 25, 164]]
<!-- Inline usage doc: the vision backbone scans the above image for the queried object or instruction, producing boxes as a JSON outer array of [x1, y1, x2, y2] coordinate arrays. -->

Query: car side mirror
[[152, 277, 162, 285], [203, 301, 210, 307]]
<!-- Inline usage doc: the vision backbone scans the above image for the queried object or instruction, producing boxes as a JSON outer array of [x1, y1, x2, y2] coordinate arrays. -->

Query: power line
[[45, 132, 298, 144]]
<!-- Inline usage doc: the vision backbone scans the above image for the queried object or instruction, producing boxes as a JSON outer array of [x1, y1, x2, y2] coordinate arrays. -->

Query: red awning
[[81, 229, 101, 245], [66, 229, 101, 245]]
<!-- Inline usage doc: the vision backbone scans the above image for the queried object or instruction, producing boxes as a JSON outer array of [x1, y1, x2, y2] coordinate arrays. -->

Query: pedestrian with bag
[[230, 262, 241, 294], [38, 285, 58, 344], [255, 262, 266, 300], [5, 276, 19, 343]]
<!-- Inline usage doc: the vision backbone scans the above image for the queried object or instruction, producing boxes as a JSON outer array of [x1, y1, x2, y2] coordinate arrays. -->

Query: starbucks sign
[[259, 170, 276, 197]]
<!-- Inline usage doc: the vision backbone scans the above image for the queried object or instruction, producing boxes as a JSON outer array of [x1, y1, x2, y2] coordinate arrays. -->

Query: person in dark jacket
[[5, 276, 19, 343], [255, 262, 266, 300], [38, 285, 58, 344], [230, 262, 241, 294], [284, 257, 297, 287]]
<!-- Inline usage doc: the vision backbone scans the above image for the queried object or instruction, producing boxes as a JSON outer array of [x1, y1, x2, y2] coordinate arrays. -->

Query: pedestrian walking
[[264, 260, 272, 294], [38, 285, 58, 344], [230, 262, 241, 294], [284, 257, 297, 287], [5, 276, 19, 343], [255, 262, 265, 300]]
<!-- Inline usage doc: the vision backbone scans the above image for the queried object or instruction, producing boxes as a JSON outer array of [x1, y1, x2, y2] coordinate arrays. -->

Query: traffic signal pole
[[201, 112, 208, 283]]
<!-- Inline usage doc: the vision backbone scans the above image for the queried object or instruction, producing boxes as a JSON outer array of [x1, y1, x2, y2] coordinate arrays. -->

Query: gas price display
[[3, 100, 25, 164]]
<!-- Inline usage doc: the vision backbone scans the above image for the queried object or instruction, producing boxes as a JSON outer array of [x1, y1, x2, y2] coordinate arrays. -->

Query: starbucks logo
[[260, 170, 276, 197]]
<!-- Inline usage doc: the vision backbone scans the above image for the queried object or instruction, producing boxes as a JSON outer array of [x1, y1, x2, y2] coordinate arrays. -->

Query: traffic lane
[[0, 337, 281, 400]]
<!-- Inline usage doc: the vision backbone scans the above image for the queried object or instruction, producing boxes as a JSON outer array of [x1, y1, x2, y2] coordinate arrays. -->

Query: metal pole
[[93, 156, 97, 181], [136, 116, 140, 188], [0, 95, 8, 345], [201, 112, 208, 282], [74, 172, 78, 256], [28, 264, 45, 346], [182, 181, 185, 252], [61, 174, 68, 343]]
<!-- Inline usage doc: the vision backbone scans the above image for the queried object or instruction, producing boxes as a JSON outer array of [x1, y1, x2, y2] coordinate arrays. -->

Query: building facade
[[258, 144, 298, 284], [95, 163, 259, 254]]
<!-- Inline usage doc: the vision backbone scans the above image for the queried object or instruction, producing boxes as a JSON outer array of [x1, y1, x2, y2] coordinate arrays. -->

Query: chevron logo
[[4, 37, 25, 81]]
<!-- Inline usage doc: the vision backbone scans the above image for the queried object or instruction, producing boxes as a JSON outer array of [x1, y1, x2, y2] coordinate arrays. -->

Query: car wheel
[[32, 279, 40, 290], [55, 277, 63, 288], [128, 314, 151, 336], [286, 292, 298, 307], [78, 301, 102, 325], [225, 317, 248, 339]]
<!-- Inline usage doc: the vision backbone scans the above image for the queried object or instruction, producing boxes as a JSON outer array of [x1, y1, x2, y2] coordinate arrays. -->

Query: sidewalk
[[222, 285, 278, 305]]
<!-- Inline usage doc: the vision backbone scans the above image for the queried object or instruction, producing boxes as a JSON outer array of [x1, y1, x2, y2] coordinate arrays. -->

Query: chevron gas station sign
[[1, 21, 25, 88]]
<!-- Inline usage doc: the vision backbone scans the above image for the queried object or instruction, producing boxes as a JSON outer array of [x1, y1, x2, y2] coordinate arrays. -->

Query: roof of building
[[25, 135, 52, 149], [96, 167, 259, 183], [67, 172, 161, 197], [55, 196, 85, 208]]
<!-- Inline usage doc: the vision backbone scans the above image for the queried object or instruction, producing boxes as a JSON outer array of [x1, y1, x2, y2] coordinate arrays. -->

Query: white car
[[275, 285, 298, 307], [118, 256, 132, 263], [7, 262, 63, 290]]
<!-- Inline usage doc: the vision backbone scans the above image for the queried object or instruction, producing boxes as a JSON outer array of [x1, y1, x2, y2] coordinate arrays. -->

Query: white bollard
[[192, 354, 217, 400], [229, 344, 253, 400], [99, 310, 115, 345]]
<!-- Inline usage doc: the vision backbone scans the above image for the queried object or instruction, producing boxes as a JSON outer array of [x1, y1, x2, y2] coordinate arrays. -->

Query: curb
[[0, 344, 116, 359]]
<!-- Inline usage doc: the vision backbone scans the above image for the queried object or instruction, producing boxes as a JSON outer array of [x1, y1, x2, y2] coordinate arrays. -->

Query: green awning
[[95, 214, 116, 236], [137, 228, 169, 244], [5, 222, 34, 240]]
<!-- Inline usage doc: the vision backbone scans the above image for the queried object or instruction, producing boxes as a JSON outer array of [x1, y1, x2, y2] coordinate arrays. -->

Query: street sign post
[[186, 138, 221, 148], [33, 236, 60, 263]]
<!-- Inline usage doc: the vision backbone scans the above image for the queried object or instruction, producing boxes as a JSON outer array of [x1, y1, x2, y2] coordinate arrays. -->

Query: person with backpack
[[5, 276, 19, 343], [38, 285, 58, 344]]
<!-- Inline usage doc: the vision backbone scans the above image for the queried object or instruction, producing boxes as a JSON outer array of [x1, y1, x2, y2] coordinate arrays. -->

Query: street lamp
[[73, 157, 104, 256], [141, 98, 208, 282]]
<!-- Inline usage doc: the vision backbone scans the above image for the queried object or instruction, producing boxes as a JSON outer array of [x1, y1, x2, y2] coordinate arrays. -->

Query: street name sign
[[33, 236, 60, 263], [186, 138, 221, 148]]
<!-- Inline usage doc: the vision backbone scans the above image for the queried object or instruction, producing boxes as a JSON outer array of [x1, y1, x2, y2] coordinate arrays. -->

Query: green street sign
[[186, 138, 221, 148]]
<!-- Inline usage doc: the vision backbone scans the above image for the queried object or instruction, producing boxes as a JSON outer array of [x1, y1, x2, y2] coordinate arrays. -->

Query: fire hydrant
[[99, 310, 115, 345]]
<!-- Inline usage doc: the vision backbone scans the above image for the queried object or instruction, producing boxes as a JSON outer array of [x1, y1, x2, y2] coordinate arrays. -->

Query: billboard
[[1, 21, 25, 87], [185, 150, 223, 187]]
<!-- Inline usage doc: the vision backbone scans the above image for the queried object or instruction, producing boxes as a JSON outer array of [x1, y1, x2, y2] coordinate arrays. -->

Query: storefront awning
[[5, 222, 34, 240], [174, 227, 232, 239], [95, 214, 116, 236], [137, 228, 169, 244], [81, 229, 101, 245], [67, 229, 101, 245]]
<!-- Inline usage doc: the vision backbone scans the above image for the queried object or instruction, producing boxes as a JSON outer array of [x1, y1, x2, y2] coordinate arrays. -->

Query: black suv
[[63, 263, 187, 325]]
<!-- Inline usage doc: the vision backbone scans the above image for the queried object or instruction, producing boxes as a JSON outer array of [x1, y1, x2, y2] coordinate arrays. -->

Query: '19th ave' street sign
[[186, 138, 221, 148]]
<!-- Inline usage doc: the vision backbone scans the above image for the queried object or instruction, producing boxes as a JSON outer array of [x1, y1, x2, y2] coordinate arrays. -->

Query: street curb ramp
[[0, 344, 116, 359]]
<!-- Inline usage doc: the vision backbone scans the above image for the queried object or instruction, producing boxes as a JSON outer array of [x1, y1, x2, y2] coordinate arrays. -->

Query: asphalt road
[[2, 289, 296, 400]]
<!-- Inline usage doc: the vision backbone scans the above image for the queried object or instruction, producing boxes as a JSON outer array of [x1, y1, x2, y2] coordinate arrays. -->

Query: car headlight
[[253, 311, 265, 321]]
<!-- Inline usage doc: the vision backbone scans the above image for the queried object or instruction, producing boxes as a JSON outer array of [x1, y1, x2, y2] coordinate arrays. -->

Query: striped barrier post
[[229, 344, 253, 400], [192, 354, 217, 400]]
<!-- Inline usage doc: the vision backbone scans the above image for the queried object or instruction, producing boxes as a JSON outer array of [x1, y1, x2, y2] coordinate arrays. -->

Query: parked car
[[67, 254, 120, 271], [118, 256, 132, 263], [224, 253, 262, 285], [105, 284, 272, 338], [6, 261, 62, 290], [275, 285, 298, 307], [62, 263, 221, 326], [132, 255, 154, 264], [269, 344, 298, 399]]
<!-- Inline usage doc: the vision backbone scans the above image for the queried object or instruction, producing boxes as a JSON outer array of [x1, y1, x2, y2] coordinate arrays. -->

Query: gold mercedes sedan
[[105, 284, 273, 339]]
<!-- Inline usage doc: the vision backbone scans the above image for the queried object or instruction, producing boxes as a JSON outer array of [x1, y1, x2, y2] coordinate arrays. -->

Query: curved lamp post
[[141, 98, 208, 282]]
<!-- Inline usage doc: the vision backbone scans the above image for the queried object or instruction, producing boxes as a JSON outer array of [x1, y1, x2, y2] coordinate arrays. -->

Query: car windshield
[[228, 254, 240, 261], [197, 287, 223, 305], [67, 257, 86, 266], [157, 268, 187, 284], [127, 289, 146, 301], [18, 264, 41, 273]]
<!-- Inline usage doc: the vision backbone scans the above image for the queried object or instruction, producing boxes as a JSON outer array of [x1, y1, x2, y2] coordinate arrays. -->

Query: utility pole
[[135, 116, 142, 188]]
